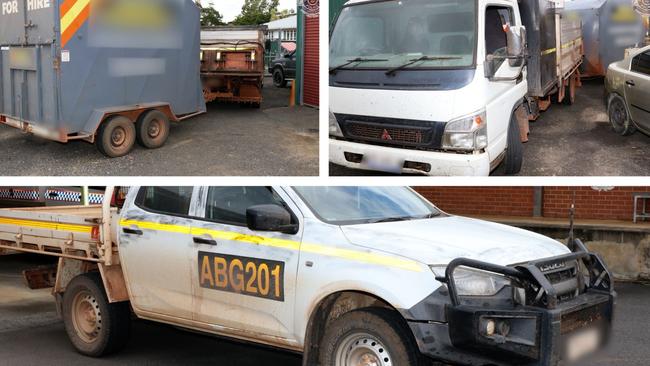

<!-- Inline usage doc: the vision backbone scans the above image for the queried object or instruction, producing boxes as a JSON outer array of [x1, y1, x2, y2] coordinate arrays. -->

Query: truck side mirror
[[247, 205, 298, 234], [506, 25, 526, 67]]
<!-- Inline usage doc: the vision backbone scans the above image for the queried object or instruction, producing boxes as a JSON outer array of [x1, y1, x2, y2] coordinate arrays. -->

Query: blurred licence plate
[[362, 153, 404, 174], [566, 327, 601, 362]]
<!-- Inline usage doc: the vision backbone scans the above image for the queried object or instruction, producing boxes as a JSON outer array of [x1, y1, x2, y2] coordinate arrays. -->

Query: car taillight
[[91, 226, 100, 241]]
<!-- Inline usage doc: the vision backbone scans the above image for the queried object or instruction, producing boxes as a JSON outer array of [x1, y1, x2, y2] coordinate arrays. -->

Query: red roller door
[[303, 16, 319, 107]]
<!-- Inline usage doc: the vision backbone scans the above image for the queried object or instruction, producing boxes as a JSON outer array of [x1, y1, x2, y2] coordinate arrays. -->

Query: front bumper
[[404, 240, 615, 366], [329, 138, 491, 176]]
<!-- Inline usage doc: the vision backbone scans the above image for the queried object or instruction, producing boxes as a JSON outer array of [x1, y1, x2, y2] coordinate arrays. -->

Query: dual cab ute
[[0, 186, 614, 365]]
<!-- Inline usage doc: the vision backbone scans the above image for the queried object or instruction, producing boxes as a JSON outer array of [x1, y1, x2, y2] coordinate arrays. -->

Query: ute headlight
[[329, 112, 343, 137], [442, 111, 488, 151], [431, 265, 510, 296]]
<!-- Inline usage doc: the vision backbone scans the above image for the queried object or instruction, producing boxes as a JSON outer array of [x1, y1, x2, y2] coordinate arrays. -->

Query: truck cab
[[0, 186, 614, 365], [329, 0, 582, 176]]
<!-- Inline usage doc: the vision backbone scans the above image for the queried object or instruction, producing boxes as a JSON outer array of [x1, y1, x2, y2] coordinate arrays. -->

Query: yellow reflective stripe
[[60, 0, 91, 35], [0, 217, 92, 233], [541, 37, 583, 56], [119, 219, 423, 272]]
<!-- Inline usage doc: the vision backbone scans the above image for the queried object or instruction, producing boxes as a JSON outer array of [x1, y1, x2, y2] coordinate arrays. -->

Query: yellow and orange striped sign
[[60, 0, 91, 48]]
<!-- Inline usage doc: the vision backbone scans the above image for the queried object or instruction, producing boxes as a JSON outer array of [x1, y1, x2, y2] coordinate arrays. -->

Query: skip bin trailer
[[564, 0, 646, 77], [0, 0, 206, 158]]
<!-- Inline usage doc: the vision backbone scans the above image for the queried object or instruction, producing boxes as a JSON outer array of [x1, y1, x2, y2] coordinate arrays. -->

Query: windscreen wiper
[[385, 55, 461, 76], [366, 216, 417, 224], [329, 57, 389, 74]]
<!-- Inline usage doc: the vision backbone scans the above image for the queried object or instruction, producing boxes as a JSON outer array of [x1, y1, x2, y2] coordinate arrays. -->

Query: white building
[[264, 15, 297, 41]]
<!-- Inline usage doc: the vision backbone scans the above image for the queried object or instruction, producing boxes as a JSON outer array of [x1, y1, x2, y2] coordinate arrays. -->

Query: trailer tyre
[[563, 74, 576, 105], [319, 308, 423, 366], [273, 68, 287, 88], [504, 113, 523, 175], [608, 93, 636, 136], [96, 116, 136, 158], [62, 272, 131, 357], [136, 110, 170, 149]]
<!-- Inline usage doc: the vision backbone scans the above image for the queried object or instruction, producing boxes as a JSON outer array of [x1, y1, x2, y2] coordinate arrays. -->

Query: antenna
[[568, 189, 576, 250]]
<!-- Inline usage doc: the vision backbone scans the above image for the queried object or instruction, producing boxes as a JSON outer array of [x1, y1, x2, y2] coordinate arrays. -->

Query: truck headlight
[[329, 112, 343, 137], [431, 266, 510, 296], [442, 111, 487, 151]]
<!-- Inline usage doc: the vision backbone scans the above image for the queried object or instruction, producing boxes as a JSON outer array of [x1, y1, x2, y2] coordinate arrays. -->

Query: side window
[[631, 51, 650, 76], [485, 6, 513, 57], [205, 187, 287, 226], [135, 187, 193, 216]]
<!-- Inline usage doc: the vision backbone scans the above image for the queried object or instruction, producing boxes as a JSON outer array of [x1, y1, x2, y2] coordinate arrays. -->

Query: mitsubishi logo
[[381, 129, 392, 141]]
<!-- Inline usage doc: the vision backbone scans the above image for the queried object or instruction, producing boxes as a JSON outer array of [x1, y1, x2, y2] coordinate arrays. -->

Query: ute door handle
[[626, 80, 635, 86], [193, 236, 218, 246], [122, 227, 143, 236]]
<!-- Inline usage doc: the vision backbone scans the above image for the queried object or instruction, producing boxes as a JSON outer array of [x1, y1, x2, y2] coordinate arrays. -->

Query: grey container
[[519, 0, 583, 97], [564, 0, 646, 77], [0, 0, 205, 156]]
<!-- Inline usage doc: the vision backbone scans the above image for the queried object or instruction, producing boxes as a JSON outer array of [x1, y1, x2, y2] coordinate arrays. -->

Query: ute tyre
[[62, 273, 131, 357], [273, 68, 287, 88], [319, 308, 423, 366], [504, 113, 523, 175], [96, 116, 136, 158], [136, 110, 170, 149], [608, 93, 636, 136]]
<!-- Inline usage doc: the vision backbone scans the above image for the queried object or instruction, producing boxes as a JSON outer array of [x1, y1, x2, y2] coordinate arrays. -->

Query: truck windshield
[[330, 0, 476, 71], [294, 187, 441, 225]]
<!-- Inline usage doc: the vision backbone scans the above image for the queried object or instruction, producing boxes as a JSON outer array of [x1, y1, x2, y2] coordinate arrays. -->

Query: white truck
[[329, 0, 583, 176], [0, 186, 614, 365]]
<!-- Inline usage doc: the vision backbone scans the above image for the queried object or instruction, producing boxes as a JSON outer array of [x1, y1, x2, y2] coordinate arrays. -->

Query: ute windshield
[[294, 187, 441, 225], [330, 0, 477, 72]]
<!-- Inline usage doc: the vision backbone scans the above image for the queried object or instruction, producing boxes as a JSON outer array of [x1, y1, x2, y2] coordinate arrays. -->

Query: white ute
[[329, 0, 583, 176], [0, 186, 614, 365]]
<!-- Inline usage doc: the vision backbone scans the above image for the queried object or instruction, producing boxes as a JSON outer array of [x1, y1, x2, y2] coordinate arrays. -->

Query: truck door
[[483, 5, 524, 149], [189, 186, 302, 341], [118, 186, 197, 320], [625, 50, 650, 130]]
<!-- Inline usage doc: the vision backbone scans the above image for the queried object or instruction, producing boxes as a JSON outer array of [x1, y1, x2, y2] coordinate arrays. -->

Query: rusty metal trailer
[[200, 26, 267, 108], [0, 0, 206, 157]]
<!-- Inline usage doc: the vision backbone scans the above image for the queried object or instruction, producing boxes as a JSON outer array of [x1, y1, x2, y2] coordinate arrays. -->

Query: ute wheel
[[96, 116, 136, 158], [136, 110, 170, 149], [273, 68, 287, 88], [62, 273, 131, 357], [608, 93, 636, 136], [319, 308, 423, 366], [503, 113, 523, 175]]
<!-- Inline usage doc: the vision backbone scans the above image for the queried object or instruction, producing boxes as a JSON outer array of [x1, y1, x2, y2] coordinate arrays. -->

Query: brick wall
[[414, 187, 650, 221]]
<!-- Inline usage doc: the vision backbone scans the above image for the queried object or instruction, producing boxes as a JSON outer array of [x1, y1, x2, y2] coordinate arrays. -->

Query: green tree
[[195, 1, 225, 26], [270, 8, 296, 21], [233, 0, 279, 25]]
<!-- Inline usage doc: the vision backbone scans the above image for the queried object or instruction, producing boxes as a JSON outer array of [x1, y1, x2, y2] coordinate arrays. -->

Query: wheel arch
[[301, 289, 409, 366]]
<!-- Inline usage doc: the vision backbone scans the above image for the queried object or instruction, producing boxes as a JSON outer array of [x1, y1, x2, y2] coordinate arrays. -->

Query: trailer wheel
[[136, 110, 170, 149], [319, 308, 422, 366], [96, 116, 136, 158], [273, 68, 287, 88], [503, 113, 523, 175], [608, 94, 636, 136], [62, 272, 131, 357]]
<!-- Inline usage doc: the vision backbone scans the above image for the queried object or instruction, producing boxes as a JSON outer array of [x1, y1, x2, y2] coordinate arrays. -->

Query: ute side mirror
[[506, 25, 526, 67], [247, 205, 298, 234]]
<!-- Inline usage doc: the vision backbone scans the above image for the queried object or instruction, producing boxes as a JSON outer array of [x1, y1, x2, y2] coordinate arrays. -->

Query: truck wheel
[[504, 114, 523, 175], [608, 94, 636, 136], [96, 116, 136, 158], [319, 308, 422, 366], [136, 110, 170, 149], [273, 68, 287, 88], [62, 272, 131, 357]]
